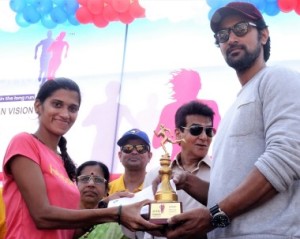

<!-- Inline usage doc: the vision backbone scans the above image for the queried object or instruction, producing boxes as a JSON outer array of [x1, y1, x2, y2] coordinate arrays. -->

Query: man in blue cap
[[108, 129, 153, 239], [164, 2, 300, 239], [109, 128, 152, 194]]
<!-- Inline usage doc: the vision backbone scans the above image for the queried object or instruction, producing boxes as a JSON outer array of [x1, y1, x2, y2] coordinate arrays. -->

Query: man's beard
[[226, 43, 261, 72]]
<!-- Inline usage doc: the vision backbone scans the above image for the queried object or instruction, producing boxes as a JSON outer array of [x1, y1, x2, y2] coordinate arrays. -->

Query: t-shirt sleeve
[[3, 133, 40, 175]]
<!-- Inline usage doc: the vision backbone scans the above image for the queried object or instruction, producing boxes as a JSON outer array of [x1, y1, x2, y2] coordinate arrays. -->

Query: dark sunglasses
[[121, 144, 149, 154], [182, 125, 216, 138], [215, 21, 257, 43]]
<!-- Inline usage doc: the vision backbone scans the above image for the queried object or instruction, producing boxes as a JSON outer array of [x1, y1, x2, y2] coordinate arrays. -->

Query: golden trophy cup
[[149, 124, 183, 224]]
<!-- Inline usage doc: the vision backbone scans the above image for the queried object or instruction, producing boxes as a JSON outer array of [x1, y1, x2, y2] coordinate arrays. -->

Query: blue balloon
[[10, 0, 26, 13], [36, 0, 53, 14], [64, 0, 79, 15], [41, 14, 57, 28], [206, 0, 221, 8], [265, 2, 280, 16], [50, 6, 67, 24], [252, 0, 266, 12], [52, 0, 65, 7], [68, 14, 80, 26], [206, 0, 230, 8], [23, 5, 41, 23], [25, 0, 38, 5], [15, 12, 30, 27]]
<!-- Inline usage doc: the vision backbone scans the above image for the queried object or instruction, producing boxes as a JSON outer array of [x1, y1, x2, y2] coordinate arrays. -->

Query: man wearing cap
[[165, 2, 300, 239], [109, 128, 152, 194]]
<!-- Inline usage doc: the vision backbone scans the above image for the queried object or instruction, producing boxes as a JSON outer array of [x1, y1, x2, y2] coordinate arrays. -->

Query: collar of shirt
[[116, 174, 144, 193], [171, 153, 211, 173]]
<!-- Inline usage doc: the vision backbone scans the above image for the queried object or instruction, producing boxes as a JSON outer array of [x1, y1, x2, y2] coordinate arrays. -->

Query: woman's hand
[[120, 200, 163, 232]]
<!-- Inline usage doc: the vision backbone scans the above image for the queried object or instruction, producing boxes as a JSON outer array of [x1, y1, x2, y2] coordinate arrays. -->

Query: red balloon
[[278, 0, 297, 12], [87, 0, 104, 15], [76, 6, 92, 24], [129, 1, 145, 18], [93, 14, 109, 27], [295, 0, 300, 14], [103, 4, 119, 21], [78, 0, 87, 6], [111, 0, 130, 13], [118, 10, 134, 24]]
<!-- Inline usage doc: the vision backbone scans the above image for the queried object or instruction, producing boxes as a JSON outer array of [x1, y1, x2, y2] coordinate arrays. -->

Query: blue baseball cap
[[117, 128, 150, 147]]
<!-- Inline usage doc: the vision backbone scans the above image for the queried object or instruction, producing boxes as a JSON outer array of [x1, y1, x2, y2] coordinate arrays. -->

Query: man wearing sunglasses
[[165, 2, 300, 239], [108, 129, 153, 239], [139, 100, 215, 239], [109, 128, 152, 195]]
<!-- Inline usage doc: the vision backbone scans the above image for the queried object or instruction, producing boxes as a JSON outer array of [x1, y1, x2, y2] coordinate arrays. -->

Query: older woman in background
[[76, 161, 130, 239]]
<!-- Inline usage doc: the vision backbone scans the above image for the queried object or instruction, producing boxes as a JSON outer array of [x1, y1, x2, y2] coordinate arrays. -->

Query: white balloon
[[139, 0, 209, 23]]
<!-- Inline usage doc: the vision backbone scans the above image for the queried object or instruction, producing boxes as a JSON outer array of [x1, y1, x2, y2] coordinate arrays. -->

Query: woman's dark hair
[[175, 100, 215, 131], [76, 161, 110, 190], [36, 77, 81, 181], [36, 77, 81, 105], [58, 137, 77, 181]]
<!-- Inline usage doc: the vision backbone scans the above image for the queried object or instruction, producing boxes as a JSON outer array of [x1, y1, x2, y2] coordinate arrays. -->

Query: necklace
[[31, 134, 60, 156], [31, 134, 46, 144]]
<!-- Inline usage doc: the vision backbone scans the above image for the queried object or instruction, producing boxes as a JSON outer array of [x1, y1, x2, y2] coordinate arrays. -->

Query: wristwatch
[[209, 204, 230, 228]]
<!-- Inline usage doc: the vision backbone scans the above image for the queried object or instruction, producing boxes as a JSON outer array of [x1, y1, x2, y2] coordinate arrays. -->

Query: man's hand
[[171, 171, 189, 190], [151, 175, 162, 195], [172, 171, 209, 205], [165, 207, 214, 239]]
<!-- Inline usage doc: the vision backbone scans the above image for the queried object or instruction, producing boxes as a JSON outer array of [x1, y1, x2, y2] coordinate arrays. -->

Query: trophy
[[149, 124, 183, 224]]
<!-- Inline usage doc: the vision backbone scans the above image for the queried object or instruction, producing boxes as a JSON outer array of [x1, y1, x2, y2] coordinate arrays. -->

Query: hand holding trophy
[[150, 124, 183, 224]]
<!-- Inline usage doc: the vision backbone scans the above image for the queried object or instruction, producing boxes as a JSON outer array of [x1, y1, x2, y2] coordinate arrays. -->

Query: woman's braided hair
[[58, 136, 77, 181]]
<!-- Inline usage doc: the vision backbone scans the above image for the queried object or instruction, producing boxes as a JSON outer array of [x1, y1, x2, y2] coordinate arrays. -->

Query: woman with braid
[[2, 78, 160, 239]]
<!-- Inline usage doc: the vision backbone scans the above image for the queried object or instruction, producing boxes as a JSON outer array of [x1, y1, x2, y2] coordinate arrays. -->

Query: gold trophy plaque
[[149, 125, 182, 224]]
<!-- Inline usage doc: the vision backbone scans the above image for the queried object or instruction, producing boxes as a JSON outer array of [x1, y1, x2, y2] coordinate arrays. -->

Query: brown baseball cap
[[210, 2, 266, 33]]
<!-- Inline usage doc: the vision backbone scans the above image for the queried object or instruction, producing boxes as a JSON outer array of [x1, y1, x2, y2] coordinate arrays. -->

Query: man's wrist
[[209, 204, 230, 228]]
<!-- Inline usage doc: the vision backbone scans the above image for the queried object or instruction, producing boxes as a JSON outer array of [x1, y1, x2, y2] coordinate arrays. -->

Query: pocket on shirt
[[229, 100, 256, 137]]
